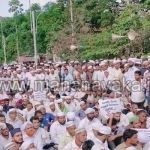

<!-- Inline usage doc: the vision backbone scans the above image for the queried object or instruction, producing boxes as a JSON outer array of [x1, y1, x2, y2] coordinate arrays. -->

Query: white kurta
[[63, 139, 82, 150], [50, 121, 66, 144], [78, 117, 103, 132]]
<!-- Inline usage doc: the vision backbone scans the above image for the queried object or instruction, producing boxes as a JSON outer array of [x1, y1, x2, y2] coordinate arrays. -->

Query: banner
[[33, 91, 47, 102], [99, 98, 123, 114]]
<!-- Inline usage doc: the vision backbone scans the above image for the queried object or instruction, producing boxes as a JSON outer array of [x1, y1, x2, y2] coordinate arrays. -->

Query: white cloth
[[92, 136, 110, 150], [63, 139, 82, 150], [50, 121, 66, 144], [23, 108, 35, 121], [0, 135, 11, 150], [78, 117, 103, 132]]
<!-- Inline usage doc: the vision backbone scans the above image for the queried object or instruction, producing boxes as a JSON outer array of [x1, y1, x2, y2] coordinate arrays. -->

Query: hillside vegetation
[[0, 0, 150, 63]]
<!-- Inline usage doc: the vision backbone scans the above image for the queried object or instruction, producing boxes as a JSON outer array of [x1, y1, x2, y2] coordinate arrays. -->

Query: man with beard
[[115, 129, 142, 150], [63, 128, 87, 150], [126, 58, 139, 81], [0, 123, 11, 149], [10, 128, 23, 149], [36, 105, 55, 131], [50, 112, 66, 144], [91, 124, 111, 150], [78, 108, 103, 133]]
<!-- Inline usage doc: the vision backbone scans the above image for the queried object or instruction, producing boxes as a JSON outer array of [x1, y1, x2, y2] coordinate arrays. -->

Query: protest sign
[[33, 91, 47, 102], [99, 98, 123, 114]]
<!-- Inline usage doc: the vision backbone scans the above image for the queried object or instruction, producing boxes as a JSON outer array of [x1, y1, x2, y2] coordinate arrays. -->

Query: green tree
[[8, 0, 23, 16]]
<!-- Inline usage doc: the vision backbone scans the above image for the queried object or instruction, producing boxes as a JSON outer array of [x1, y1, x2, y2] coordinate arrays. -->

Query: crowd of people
[[0, 57, 149, 150]]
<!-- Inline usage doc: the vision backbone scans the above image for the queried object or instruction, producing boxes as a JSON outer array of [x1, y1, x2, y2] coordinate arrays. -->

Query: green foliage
[[0, 1, 149, 63]]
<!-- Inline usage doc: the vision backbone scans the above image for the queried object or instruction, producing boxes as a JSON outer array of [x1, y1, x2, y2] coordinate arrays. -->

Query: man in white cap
[[59, 121, 76, 149], [0, 123, 11, 149], [6, 108, 24, 128], [91, 124, 111, 150], [50, 112, 66, 144], [78, 108, 103, 132], [63, 128, 87, 150]]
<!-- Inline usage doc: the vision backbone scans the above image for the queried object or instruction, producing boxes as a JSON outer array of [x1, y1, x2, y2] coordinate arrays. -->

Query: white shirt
[[92, 136, 110, 150], [63, 139, 82, 150], [23, 108, 35, 121], [50, 121, 66, 144], [117, 114, 129, 128], [0, 135, 11, 150], [78, 117, 103, 132], [34, 127, 50, 150]]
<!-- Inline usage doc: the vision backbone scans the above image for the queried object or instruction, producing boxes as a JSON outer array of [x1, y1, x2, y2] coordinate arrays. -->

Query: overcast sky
[[1, 0, 57, 17]]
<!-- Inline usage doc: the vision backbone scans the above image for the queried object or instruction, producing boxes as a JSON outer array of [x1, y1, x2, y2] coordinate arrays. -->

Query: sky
[[1, 0, 57, 17]]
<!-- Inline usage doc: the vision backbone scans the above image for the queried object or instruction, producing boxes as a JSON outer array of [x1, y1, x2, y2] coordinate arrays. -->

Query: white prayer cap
[[125, 146, 137, 150], [87, 66, 93, 70], [100, 61, 106, 66], [36, 105, 45, 111], [56, 99, 63, 103], [20, 139, 34, 150], [92, 124, 111, 135], [4, 142, 17, 150], [0, 105, 3, 111], [49, 95, 56, 99], [66, 121, 75, 128], [22, 67, 26, 70], [67, 112, 75, 120], [128, 58, 136, 62], [113, 60, 121, 64], [0, 123, 7, 130], [65, 96, 72, 99], [8, 108, 17, 113], [74, 61, 79, 64], [49, 102, 55, 106], [80, 101, 85, 105], [85, 108, 95, 115], [124, 63, 129, 67], [135, 59, 142, 64], [16, 68, 21, 71], [122, 59, 127, 63], [21, 121, 33, 131], [75, 128, 86, 134], [89, 60, 95, 64], [138, 131, 150, 144], [57, 112, 65, 117]]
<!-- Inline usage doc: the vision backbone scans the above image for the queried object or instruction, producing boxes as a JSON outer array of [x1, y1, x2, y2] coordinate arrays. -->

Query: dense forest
[[0, 0, 150, 63]]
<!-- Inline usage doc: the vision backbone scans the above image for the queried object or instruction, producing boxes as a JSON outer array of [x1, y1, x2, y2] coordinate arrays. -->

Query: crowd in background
[[0, 57, 150, 150]]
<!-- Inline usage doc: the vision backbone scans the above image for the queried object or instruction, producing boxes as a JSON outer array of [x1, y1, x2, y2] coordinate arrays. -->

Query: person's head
[[93, 107, 99, 118], [107, 118, 118, 132], [123, 129, 138, 146], [114, 62, 121, 69], [0, 113, 6, 123], [113, 112, 121, 122], [27, 102, 33, 111], [85, 108, 95, 121], [75, 129, 87, 145], [64, 68, 68, 74], [66, 121, 76, 137], [35, 110, 43, 121], [65, 96, 72, 104], [134, 70, 142, 81], [8, 109, 17, 120], [11, 128, 23, 144], [37, 105, 46, 115], [80, 101, 87, 111], [49, 102, 55, 111], [137, 110, 147, 123], [0, 123, 9, 137], [31, 117, 40, 129], [22, 122, 35, 137], [128, 60, 134, 67], [82, 140, 94, 150], [57, 112, 66, 125], [131, 104, 138, 114]]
